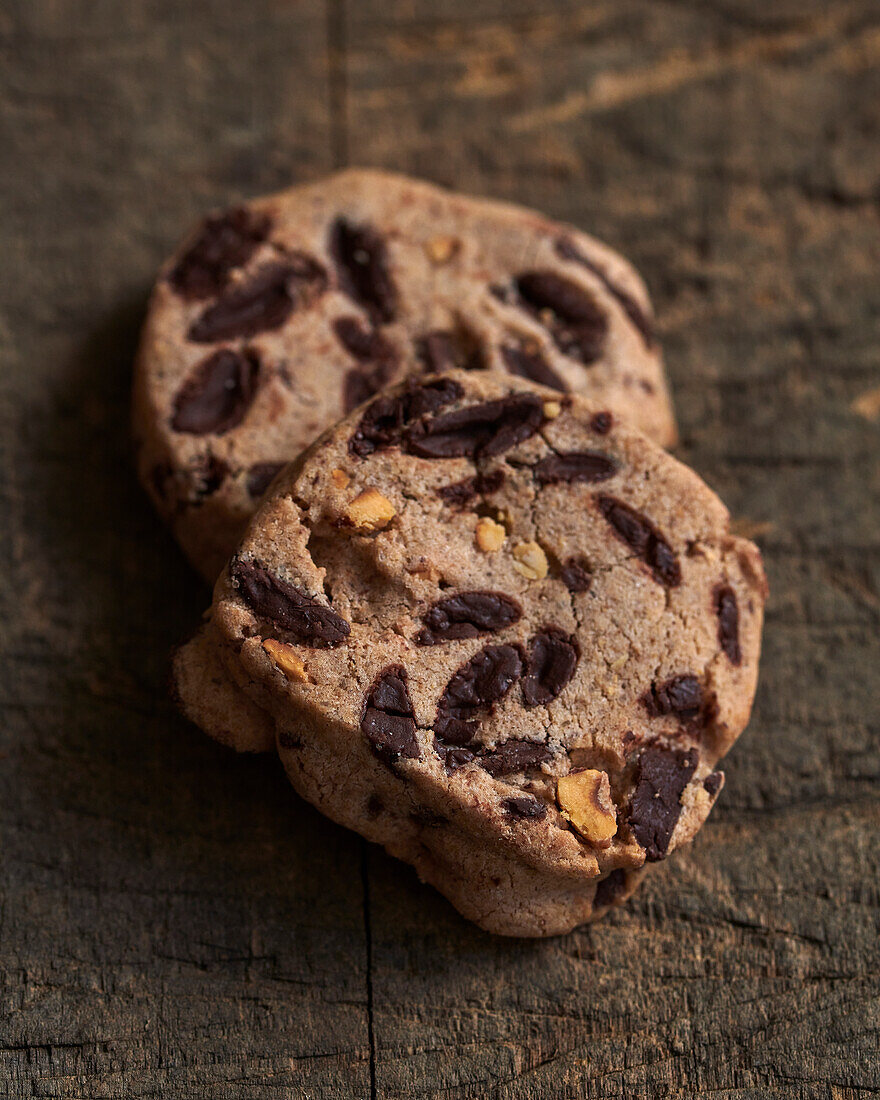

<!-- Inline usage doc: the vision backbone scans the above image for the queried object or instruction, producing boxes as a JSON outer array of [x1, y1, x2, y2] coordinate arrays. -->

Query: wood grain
[[1, 1, 878, 1097]]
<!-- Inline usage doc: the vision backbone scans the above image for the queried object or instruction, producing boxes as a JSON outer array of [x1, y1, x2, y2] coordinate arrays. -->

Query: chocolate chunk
[[189, 454, 229, 499], [589, 411, 613, 434], [417, 591, 522, 645], [333, 315, 399, 412], [503, 796, 548, 820], [434, 643, 524, 747], [343, 367, 392, 415], [643, 674, 703, 721], [437, 469, 505, 507], [417, 331, 458, 372], [171, 348, 260, 435], [597, 495, 681, 587], [404, 394, 545, 460], [433, 717, 476, 747], [230, 558, 350, 646], [555, 236, 656, 348], [534, 451, 617, 485], [361, 665, 420, 765], [479, 740, 552, 777], [500, 343, 567, 392], [714, 584, 742, 665], [349, 378, 463, 458], [514, 270, 608, 364], [246, 461, 285, 499], [329, 218, 397, 324], [333, 316, 397, 363], [169, 206, 270, 300], [559, 556, 592, 593], [416, 327, 486, 373], [188, 257, 328, 343], [522, 629, 579, 707], [593, 868, 627, 909], [628, 746, 698, 861], [703, 771, 723, 797], [435, 742, 475, 773]]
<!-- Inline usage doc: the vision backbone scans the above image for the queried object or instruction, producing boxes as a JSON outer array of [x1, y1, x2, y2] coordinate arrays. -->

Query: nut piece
[[556, 769, 617, 846], [262, 639, 310, 683], [331, 468, 351, 490], [512, 541, 548, 580], [424, 235, 459, 264], [343, 488, 396, 532], [475, 516, 506, 552], [543, 400, 562, 419]]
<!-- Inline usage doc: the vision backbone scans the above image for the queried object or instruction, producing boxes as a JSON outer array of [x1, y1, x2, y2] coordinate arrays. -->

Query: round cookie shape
[[173, 371, 764, 936], [134, 169, 676, 580]]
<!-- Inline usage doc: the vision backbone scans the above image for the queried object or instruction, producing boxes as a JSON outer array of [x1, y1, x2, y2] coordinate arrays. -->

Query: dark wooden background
[[1, 2, 878, 1097]]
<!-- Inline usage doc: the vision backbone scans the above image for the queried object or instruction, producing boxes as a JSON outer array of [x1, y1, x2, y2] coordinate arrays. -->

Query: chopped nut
[[475, 516, 506, 552], [557, 769, 617, 846], [424, 235, 459, 264], [331, 468, 351, 490], [512, 541, 548, 580], [542, 400, 562, 419], [343, 488, 396, 532], [262, 639, 310, 683]]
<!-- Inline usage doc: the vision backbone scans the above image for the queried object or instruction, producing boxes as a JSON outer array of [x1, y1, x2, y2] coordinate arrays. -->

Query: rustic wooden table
[[2, 2, 878, 1097]]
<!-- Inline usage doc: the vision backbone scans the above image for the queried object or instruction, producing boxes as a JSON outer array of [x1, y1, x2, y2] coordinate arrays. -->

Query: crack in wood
[[361, 840, 378, 1100]]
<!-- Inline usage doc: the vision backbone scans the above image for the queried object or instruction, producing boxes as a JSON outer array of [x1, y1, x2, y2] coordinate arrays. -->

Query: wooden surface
[[1, 2, 879, 1097]]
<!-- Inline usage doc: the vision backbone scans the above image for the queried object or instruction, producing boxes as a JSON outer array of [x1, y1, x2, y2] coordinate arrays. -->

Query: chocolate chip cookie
[[173, 370, 764, 936], [134, 169, 676, 580]]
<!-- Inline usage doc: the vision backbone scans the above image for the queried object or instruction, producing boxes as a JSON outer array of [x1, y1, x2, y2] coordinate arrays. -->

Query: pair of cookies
[[135, 171, 766, 936]]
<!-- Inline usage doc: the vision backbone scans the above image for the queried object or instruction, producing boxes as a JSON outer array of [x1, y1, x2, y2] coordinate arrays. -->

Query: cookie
[[172, 621, 275, 754], [134, 169, 676, 580], [173, 370, 765, 936]]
